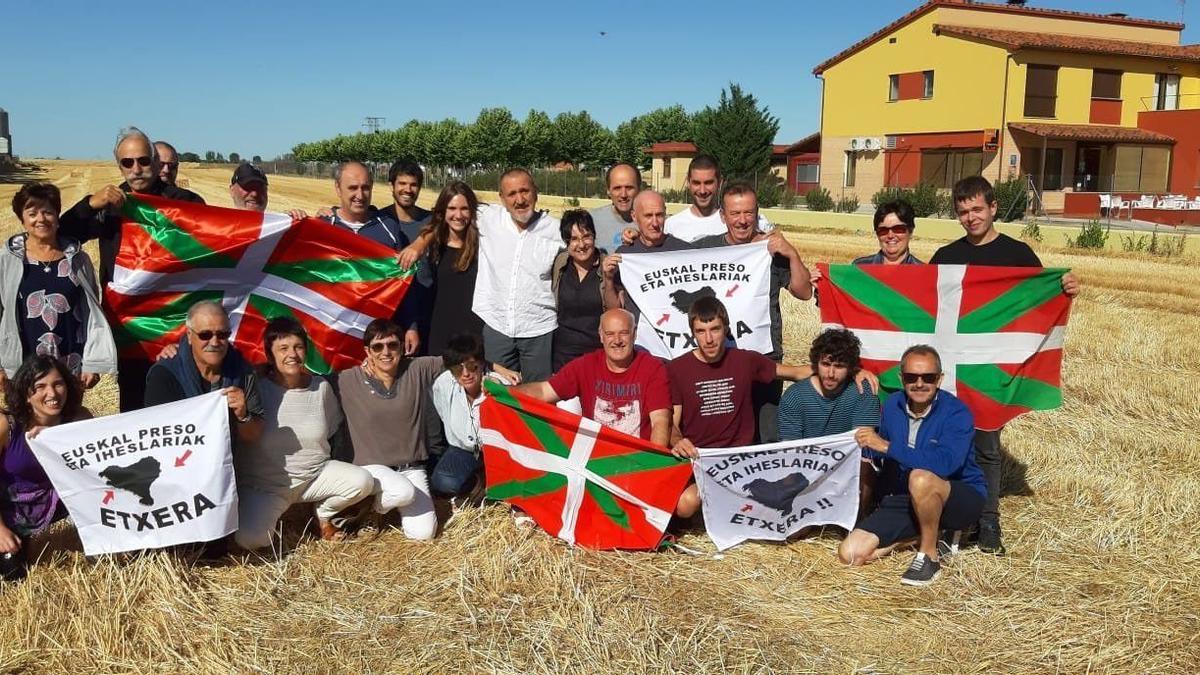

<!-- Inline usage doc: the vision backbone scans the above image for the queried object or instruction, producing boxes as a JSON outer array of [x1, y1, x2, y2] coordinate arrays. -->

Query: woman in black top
[[423, 182, 484, 356], [550, 210, 609, 372]]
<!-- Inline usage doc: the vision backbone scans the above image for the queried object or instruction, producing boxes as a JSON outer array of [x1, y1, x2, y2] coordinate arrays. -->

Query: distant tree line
[[178, 152, 263, 164]]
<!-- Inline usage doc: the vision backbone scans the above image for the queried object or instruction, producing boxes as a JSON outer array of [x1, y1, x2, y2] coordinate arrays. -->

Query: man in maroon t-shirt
[[668, 297, 813, 454], [516, 308, 672, 446]]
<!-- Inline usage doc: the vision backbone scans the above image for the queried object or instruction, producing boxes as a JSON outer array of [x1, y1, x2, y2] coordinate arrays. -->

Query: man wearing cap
[[58, 126, 205, 412], [229, 162, 307, 220]]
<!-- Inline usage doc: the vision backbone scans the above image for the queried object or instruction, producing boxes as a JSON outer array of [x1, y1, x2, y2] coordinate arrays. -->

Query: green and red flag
[[818, 263, 1071, 430], [480, 380, 692, 550], [104, 194, 413, 373]]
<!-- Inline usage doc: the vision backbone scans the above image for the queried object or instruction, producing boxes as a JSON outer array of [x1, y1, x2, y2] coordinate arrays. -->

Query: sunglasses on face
[[192, 329, 232, 342], [119, 156, 153, 169], [369, 340, 402, 353], [901, 372, 939, 385], [875, 224, 910, 236], [160, 161, 179, 169]]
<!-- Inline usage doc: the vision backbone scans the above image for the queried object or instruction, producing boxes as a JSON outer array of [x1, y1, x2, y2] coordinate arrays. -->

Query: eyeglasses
[[160, 161, 179, 169], [369, 340, 402, 353], [900, 372, 939, 385], [119, 156, 153, 169], [192, 329, 232, 342], [875, 224, 911, 236], [452, 361, 482, 374]]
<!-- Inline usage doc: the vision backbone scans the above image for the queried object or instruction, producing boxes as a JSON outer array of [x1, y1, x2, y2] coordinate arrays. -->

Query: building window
[[1020, 147, 1065, 191], [889, 74, 899, 102], [923, 70, 934, 98], [1113, 145, 1170, 192], [795, 164, 819, 185], [1024, 64, 1059, 118], [844, 151, 857, 187], [1091, 69, 1122, 99], [1154, 73, 1180, 111], [919, 150, 984, 189], [662, 158, 670, 179]]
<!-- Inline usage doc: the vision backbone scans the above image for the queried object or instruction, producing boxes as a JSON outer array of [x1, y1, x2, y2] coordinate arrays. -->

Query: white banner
[[693, 431, 861, 551], [618, 241, 773, 359], [29, 391, 236, 555]]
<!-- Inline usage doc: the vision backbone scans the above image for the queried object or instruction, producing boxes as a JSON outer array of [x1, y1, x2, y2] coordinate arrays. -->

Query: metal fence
[[260, 161, 611, 198]]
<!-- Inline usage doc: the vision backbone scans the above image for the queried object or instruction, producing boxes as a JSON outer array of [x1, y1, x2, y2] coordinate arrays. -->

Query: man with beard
[[378, 160, 434, 354], [228, 162, 307, 219], [58, 127, 205, 412], [589, 163, 640, 252]]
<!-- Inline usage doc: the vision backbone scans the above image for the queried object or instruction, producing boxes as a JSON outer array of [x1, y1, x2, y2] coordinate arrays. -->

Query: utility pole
[[363, 117, 385, 134]]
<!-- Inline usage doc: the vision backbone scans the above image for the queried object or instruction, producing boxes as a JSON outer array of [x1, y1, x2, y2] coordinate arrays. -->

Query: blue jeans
[[429, 446, 481, 497]]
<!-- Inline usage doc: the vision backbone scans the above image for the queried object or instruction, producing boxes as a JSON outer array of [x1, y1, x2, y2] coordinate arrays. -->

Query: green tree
[[252, 155, 262, 163], [614, 105, 693, 169], [425, 119, 467, 166], [180, 152, 201, 162], [550, 110, 610, 166], [229, 152, 241, 163], [204, 151, 217, 162], [692, 84, 779, 182], [464, 107, 523, 167], [519, 110, 554, 167]]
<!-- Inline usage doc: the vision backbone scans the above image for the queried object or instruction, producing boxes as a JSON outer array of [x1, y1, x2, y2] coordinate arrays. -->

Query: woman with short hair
[[550, 209, 610, 372], [234, 317, 373, 549], [0, 355, 92, 582], [1, 183, 117, 388], [853, 200, 923, 266]]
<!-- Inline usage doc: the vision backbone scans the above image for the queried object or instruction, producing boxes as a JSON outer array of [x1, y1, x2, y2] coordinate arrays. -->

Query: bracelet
[[236, 413, 253, 424]]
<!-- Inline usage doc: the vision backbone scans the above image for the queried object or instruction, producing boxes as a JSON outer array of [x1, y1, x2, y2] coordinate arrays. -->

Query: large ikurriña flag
[[818, 264, 1072, 430], [29, 391, 235, 555], [480, 381, 692, 550], [618, 241, 772, 359], [694, 431, 862, 551], [106, 195, 413, 373]]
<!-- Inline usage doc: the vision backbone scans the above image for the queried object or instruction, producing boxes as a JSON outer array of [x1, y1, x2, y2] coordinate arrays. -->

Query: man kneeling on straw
[[839, 345, 988, 587]]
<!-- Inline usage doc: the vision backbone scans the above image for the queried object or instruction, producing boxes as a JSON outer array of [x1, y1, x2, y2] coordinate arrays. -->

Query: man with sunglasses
[[929, 175, 1081, 556], [841, 345, 986, 587], [154, 141, 180, 186], [59, 127, 205, 412], [143, 300, 264, 445]]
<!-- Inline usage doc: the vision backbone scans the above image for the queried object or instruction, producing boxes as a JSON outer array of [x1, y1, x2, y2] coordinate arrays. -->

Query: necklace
[[26, 257, 51, 273]]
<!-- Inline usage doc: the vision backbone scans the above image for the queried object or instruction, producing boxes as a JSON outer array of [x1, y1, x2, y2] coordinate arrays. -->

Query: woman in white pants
[[234, 318, 373, 549]]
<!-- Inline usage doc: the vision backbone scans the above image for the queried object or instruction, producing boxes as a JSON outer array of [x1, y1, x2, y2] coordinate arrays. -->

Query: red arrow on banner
[[175, 449, 193, 467], [656, 313, 670, 326], [726, 284, 740, 298], [102, 490, 114, 505]]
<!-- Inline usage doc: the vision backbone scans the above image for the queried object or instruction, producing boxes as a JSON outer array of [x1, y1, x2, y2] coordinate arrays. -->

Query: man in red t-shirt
[[668, 296, 813, 452], [516, 308, 672, 446]]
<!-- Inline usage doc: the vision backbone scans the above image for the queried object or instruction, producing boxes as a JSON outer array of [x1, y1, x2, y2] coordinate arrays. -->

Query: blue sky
[[4, 0, 1197, 159]]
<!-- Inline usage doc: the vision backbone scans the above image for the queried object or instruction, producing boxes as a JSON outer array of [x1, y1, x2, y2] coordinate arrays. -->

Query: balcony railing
[[1138, 93, 1200, 111]]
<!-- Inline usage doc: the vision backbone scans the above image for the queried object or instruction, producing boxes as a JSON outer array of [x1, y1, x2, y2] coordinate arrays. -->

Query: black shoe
[[937, 529, 964, 560], [900, 553, 941, 587], [978, 521, 1007, 556]]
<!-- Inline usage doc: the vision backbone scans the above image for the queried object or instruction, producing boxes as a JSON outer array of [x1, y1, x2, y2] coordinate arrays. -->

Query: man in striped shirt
[[778, 328, 881, 517]]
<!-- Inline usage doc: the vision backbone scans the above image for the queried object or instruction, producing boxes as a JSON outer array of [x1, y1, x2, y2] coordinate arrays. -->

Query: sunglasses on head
[[875, 224, 910, 236], [369, 340, 402, 353], [192, 329, 231, 342], [901, 372, 939, 385], [119, 156, 153, 169]]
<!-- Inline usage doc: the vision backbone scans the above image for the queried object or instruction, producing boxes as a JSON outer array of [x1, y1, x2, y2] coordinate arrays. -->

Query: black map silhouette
[[669, 286, 716, 314], [745, 473, 810, 516], [99, 457, 161, 506]]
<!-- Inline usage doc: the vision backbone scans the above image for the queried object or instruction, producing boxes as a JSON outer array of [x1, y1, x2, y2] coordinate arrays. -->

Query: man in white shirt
[[664, 154, 772, 243]]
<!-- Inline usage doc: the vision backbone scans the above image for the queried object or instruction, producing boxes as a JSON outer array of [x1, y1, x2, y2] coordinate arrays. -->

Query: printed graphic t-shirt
[[548, 349, 671, 440], [668, 348, 777, 448]]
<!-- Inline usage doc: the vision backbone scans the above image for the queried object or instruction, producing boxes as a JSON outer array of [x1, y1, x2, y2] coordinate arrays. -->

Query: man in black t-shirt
[[930, 176, 1080, 556]]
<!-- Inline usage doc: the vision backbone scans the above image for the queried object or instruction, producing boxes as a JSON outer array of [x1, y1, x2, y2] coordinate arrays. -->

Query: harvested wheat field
[[0, 160, 1197, 673]]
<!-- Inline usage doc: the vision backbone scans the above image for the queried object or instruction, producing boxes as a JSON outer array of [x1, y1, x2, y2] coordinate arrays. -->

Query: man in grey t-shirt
[[589, 163, 640, 252]]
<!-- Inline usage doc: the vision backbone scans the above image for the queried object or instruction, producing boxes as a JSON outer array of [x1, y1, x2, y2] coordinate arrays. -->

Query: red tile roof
[[935, 24, 1200, 62], [783, 133, 821, 155], [812, 0, 1183, 75], [1008, 122, 1176, 144], [646, 142, 697, 154]]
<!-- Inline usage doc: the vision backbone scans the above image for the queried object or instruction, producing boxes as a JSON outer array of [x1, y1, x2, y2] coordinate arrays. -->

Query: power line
[[363, 117, 386, 134]]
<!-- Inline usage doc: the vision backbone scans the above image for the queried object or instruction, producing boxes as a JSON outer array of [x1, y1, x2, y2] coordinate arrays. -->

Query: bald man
[[516, 309, 671, 445], [589, 163, 641, 252], [601, 190, 692, 316]]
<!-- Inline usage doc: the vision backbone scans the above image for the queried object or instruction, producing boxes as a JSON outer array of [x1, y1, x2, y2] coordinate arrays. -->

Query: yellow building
[[812, 0, 1200, 216]]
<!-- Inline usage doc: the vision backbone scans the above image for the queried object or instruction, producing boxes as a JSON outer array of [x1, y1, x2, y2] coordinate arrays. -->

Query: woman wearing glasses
[[852, 200, 924, 266], [550, 210, 610, 372], [0, 183, 116, 389]]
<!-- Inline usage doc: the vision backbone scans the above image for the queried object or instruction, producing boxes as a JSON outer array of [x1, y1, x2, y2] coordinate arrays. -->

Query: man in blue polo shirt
[[838, 344, 987, 587]]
